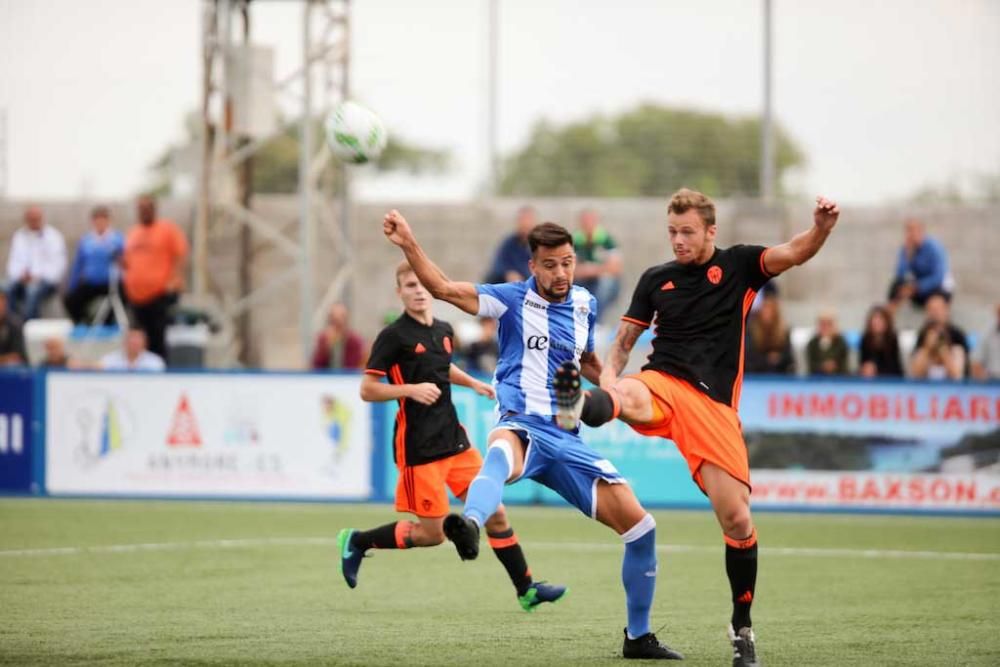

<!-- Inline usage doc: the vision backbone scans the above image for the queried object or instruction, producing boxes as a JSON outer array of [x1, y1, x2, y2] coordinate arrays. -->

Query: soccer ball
[[324, 101, 388, 164]]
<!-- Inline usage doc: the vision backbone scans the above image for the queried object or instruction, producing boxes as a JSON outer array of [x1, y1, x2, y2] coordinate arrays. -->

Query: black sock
[[725, 538, 758, 630], [488, 528, 533, 596], [351, 521, 413, 551], [581, 388, 617, 427]]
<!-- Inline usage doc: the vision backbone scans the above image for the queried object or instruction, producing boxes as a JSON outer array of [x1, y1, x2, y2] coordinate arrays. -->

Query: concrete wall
[[2, 197, 996, 368]]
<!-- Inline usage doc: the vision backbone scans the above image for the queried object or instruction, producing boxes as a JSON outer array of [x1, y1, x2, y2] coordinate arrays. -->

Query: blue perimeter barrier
[[2, 369, 998, 515]]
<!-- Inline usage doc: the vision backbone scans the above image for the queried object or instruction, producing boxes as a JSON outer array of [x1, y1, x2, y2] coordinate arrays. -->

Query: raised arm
[[599, 321, 646, 389], [763, 196, 840, 276], [383, 210, 480, 315]]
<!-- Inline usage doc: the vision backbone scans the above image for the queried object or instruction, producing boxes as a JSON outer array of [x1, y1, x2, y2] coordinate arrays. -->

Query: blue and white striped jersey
[[476, 277, 597, 417]]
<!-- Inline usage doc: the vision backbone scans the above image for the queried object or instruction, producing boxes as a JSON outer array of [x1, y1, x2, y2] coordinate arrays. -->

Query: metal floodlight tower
[[196, 0, 351, 366]]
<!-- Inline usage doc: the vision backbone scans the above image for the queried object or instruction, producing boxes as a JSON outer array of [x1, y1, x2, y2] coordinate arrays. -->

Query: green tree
[[499, 104, 804, 198]]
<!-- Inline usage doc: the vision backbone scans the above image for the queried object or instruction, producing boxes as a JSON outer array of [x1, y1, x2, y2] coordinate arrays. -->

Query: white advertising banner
[[46, 372, 371, 498]]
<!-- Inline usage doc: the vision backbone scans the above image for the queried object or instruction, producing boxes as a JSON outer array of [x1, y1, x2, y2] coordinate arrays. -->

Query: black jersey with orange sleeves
[[365, 313, 471, 467], [622, 244, 773, 408]]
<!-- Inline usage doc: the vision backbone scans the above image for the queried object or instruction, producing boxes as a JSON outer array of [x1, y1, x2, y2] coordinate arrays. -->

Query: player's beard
[[538, 280, 570, 302]]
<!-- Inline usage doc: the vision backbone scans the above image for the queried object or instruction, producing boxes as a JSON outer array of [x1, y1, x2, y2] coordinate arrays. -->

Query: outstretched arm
[[763, 196, 840, 276], [383, 210, 480, 315], [599, 321, 646, 389]]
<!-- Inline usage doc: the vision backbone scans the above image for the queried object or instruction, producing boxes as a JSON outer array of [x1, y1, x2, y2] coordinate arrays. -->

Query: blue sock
[[622, 514, 657, 639], [463, 445, 511, 526]]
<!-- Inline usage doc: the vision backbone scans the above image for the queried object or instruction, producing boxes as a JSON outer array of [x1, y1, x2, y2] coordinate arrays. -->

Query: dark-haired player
[[382, 210, 682, 660]]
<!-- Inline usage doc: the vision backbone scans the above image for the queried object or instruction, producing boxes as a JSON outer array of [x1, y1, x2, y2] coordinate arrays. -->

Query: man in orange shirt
[[122, 195, 188, 360]]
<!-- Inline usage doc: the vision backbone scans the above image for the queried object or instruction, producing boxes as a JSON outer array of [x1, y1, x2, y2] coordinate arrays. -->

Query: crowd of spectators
[[2, 201, 996, 382], [0, 196, 186, 371], [742, 219, 997, 381]]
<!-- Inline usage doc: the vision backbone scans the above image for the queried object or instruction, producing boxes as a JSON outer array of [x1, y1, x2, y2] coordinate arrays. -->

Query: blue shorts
[[490, 414, 625, 518]]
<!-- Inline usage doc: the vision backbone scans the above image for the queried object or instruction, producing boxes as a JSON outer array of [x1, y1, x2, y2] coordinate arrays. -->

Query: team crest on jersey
[[707, 265, 723, 285], [574, 305, 590, 324]]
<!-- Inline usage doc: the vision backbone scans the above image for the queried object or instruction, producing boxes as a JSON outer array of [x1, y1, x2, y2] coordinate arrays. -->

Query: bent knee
[[719, 508, 753, 538], [614, 379, 654, 423], [484, 505, 510, 532]]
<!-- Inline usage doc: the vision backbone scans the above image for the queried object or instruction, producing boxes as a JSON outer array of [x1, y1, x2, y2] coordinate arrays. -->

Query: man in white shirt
[[100, 327, 166, 371], [5, 205, 67, 320]]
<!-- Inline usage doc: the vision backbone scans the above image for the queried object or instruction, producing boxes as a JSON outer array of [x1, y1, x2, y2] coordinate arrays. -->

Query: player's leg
[[554, 362, 656, 430], [594, 481, 683, 661], [337, 460, 450, 588], [479, 502, 567, 611], [700, 463, 760, 667], [532, 424, 680, 660], [444, 430, 525, 561], [444, 445, 562, 608]]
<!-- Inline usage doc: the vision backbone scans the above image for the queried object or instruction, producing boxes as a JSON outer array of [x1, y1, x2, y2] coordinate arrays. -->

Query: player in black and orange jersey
[[337, 260, 566, 612], [554, 188, 840, 666]]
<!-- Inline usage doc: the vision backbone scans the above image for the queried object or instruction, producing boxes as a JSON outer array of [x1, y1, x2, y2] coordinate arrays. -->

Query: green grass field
[[1, 499, 998, 666]]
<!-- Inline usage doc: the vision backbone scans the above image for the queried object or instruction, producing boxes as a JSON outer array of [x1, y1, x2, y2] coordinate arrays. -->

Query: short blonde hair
[[668, 188, 716, 227], [395, 260, 415, 286]]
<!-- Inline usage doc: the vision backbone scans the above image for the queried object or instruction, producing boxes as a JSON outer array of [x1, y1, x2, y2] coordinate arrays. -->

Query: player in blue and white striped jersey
[[477, 277, 596, 419], [382, 209, 682, 661]]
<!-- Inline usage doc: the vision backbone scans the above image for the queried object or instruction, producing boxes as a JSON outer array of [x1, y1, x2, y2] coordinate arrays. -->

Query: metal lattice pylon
[[195, 0, 351, 366]]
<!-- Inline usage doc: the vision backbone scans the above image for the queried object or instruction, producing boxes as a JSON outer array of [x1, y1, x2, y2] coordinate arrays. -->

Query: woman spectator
[[858, 305, 904, 378], [745, 294, 795, 374], [911, 323, 965, 381]]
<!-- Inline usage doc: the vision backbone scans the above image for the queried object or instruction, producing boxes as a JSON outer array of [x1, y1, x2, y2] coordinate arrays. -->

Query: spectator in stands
[[971, 303, 1000, 380], [911, 294, 968, 380], [461, 316, 500, 375], [888, 218, 953, 311], [122, 195, 188, 360], [806, 310, 849, 375], [100, 327, 166, 371], [745, 293, 794, 374], [0, 292, 27, 366], [63, 205, 124, 325], [858, 304, 904, 377], [311, 302, 366, 370], [38, 336, 70, 369], [483, 206, 535, 284], [572, 208, 623, 321], [4, 205, 67, 320]]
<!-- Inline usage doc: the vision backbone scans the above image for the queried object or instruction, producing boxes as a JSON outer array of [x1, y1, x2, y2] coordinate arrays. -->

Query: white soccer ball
[[324, 101, 388, 164]]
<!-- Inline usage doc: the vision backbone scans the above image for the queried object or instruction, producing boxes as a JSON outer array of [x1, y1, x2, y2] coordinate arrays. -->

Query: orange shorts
[[395, 446, 484, 517], [625, 369, 750, 493]]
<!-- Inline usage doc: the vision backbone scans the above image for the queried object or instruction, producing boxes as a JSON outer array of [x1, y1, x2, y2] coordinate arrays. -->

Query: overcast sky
[[1, 0, 998, 204]]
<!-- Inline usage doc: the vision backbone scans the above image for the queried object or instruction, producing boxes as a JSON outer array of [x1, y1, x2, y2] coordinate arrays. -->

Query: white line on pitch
[[0, 538, 997, 562]]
